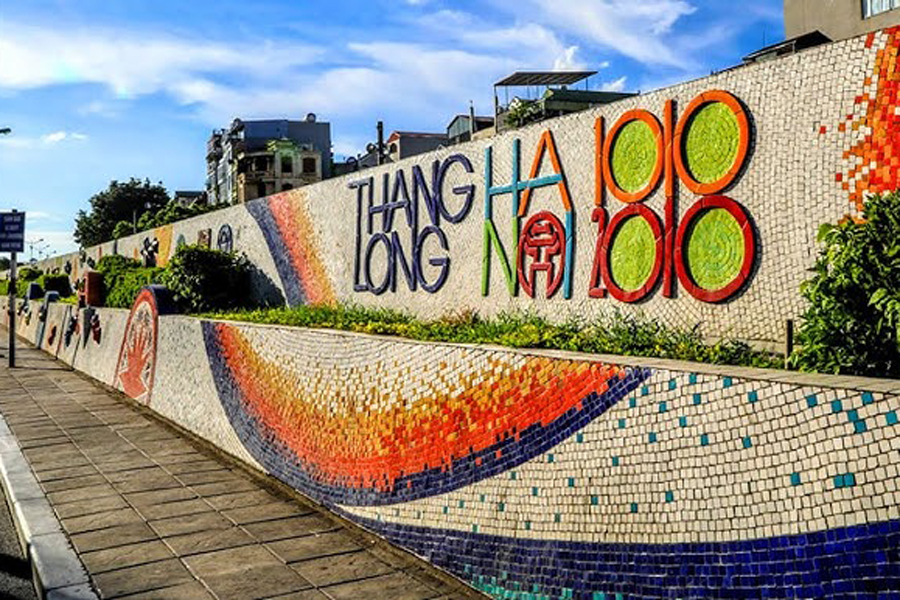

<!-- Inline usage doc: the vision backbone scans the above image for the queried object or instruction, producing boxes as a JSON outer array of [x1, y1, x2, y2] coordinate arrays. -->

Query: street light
[[132, 201, 154, 234], [26, 238, 44, 263]]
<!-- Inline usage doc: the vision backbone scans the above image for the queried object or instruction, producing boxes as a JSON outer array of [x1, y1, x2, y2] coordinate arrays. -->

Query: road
[[0, 483, 37, 599]]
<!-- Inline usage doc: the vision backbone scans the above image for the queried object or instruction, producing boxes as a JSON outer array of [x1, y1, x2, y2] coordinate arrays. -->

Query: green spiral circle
[[686, 208, 744, 291], [683, 102, 740, 184], [610, 216, 656, 292], [611, 120, 657, 193]]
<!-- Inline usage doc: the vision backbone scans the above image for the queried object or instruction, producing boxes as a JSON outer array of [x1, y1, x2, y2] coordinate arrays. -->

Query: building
[[785, 0, 900, 41], [446, 115, 495, 145], [493, 71, 635, 134], [385, 131, 447, 163], [172, 191, 206, 206], [234, 139, 323, 203], [206, 115, 331, 204]]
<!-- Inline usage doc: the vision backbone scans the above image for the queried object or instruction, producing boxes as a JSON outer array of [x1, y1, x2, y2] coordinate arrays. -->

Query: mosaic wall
[[9, 296, 900, 598], [28, 27, 900, 346]]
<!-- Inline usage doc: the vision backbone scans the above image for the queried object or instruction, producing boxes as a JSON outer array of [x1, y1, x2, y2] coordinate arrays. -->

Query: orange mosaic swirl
[[214, 323, 624, 491]]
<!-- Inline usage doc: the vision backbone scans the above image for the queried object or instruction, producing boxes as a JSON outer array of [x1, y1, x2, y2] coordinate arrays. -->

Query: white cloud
[[502, 0, 698, 68], [600, 76, 628, 92], [41, 131, 67, 143], [553, 46, 585, 71], [0, 131, 88, 149], [0, 21, 322, 97]]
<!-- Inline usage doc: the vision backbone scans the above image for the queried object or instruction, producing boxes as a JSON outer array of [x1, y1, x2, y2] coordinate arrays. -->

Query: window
[[863, 0, 899, 18], [256, 182, 267, 198], [302, 157, 317, 174], [281, 155, 293, 174]]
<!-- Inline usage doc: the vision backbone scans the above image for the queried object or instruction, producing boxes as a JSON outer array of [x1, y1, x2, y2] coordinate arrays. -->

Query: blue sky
[[0, 0, 784, 258]]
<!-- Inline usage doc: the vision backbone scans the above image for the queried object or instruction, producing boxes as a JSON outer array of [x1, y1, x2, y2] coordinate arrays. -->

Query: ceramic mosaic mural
[[8, 25, 900, 599], [191, 320, 900, 599], [6, 290, 900, 598], [26, 27, 900, 346]]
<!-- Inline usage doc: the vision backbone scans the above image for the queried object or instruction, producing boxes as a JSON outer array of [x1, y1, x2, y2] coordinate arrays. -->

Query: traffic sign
[[0, 211, 25, 253]]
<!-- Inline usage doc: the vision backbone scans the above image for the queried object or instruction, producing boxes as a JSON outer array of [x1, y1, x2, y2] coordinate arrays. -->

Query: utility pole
[[8, 248, 15, 368], [376, 121, 385, 166], [0, 209, 25, 368]]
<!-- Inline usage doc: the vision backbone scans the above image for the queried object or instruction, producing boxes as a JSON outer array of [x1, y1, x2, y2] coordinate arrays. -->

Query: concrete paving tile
[[174, 469, 239, 486], [26, 450, 86, 466], [265, 591, 331, 600], [93, 456, 157, 472], [403, 564, 469, 596], [222, 502, 310, 525], [33, 464, 99, 483], [18, 435, 73, 450], [62, 508, 144, 535], [137, 499, 211, 521], [80, 540, 175, 574], [116, 581, 215, 599], [53, 494, 129, 519], [47, 483, 120, 505], [290, 550, 394, 587], [109, 470, 183, 494], [184, 546, 311, 600], [165, 526, 256, 557], [14, 427, 65, 441], [11, 424, 64, 437], [41, 474, 109, 493], [148, 511, 233, 538], [125, 487, 199, 507], [92, 559, 195, 598], [162, 460, 229, 475], [266, 531, 363, 563], [242, 515, 338, 543], [322, 572, 442, 600], [69, 522, 158, 553], [187, 478, 258, 497], [204, 490, 279, 511], [96, 461, 159, 475]]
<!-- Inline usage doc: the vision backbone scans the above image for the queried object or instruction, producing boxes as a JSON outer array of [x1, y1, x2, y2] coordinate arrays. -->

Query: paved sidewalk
[[0, 332, 480, 599]]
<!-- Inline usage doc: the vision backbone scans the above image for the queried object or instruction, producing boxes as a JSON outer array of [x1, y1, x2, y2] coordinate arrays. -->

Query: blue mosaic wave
[[245, 198, 306, 306], [201, 320, 650, 507], [346, 513, 900, 599]]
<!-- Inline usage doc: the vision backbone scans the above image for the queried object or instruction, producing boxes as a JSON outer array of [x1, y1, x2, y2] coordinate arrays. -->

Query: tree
[[791, 191, 900, 377], [74, 178, 169, 247], [112, 221, 133, 239]]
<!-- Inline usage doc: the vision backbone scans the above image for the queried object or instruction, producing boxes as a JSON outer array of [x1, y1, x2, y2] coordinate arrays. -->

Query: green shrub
[[204, 304, 783, 370], [18, 267, 41, 282], [161, 245, 253, 313], [791, 191, 900, 376], [39, 274, 73, 298], [97, 254, 163, 308]]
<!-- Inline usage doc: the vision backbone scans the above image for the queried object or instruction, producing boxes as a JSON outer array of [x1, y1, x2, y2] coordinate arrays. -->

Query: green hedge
[[160, 246, 252, 313], [40, 274, 73, 298], [96, 255, 164, 308], [791, 190, 900, 376], [204, 304, 783, 370]]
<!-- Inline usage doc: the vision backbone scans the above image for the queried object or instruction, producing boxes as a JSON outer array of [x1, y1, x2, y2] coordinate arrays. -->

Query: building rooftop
[[494, 71, 597, 87]]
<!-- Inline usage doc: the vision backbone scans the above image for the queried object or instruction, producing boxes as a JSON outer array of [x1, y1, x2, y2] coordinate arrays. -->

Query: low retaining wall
[[7, 295, 900, 598]]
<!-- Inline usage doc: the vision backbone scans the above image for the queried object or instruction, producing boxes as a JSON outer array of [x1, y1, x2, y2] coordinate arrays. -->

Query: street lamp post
[[27, 238, 44, 263]]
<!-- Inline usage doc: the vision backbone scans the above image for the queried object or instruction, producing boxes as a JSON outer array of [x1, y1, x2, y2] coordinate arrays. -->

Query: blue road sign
[[0, 212, 25, 253]]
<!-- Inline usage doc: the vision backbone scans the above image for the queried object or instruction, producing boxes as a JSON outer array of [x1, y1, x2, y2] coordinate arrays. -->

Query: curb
[[0, 413, 98, 600]]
